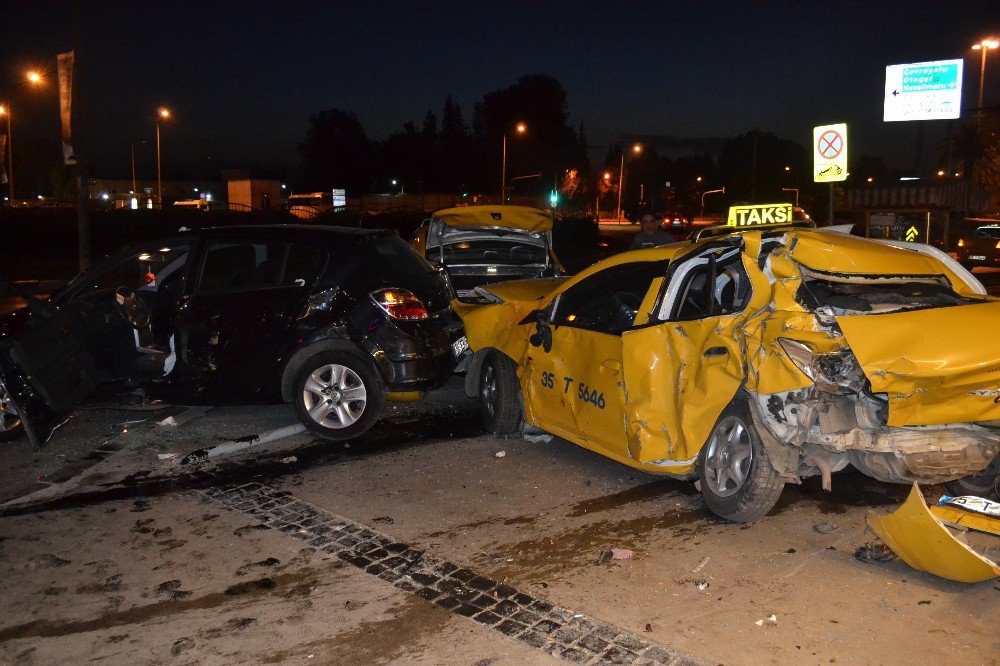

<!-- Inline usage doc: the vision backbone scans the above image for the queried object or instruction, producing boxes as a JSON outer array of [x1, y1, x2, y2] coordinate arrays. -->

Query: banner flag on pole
[[57, 51, 77, 165], [0, 134, 7, 184]]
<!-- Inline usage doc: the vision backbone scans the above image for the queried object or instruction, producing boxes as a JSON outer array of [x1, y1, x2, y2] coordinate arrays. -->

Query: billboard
[[884, 59, 963, 122]]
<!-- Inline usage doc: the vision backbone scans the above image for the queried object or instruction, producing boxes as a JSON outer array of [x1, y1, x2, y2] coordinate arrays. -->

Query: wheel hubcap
[[302, 364, 367, 429], [704, 415, 753, 497], [482, 365, 497, 418], [0, 379, 21, 434]]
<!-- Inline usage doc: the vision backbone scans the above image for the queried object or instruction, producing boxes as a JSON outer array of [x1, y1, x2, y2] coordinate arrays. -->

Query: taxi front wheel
[[480, 352, 522, 436], [698, 396, 784, 523]]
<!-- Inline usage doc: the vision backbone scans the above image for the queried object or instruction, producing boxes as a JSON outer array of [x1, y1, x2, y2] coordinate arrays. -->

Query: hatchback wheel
[[480, 352, 522, 435], [944, 454, 1000, 499], [292, 350, 385, 440], [698, 395, 784, 523], [0, 378, 24, 442]]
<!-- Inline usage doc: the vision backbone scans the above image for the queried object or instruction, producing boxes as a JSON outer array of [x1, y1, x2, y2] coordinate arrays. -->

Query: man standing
[[629, 214, 675, 249]]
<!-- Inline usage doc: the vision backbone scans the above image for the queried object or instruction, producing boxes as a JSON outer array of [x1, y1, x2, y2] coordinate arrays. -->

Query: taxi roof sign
[[726, 203, 794, 227]]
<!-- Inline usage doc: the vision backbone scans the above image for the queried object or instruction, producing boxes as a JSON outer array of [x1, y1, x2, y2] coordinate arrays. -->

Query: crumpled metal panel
[[867, 484, 1000, 583], [838, 301, 1000, 427]]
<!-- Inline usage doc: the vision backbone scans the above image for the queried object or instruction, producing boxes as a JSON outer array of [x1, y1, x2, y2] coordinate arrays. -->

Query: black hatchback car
[[0, 225, 466, 447]]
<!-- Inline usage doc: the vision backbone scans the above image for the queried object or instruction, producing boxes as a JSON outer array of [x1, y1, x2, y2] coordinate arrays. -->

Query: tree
[[440, 95, 472, 192], [298, 109, 376, 194], [718, 131, 809, 205], [472, 74, 587, 195]]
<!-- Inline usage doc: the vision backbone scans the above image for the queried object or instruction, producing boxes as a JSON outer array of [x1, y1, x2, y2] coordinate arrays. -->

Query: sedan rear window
[[975, 227, 1000, 240]]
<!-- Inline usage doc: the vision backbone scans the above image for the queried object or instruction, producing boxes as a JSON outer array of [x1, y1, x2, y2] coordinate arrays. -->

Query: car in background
[[0, 225, 465, 447], [411, 205, 566, 302], [454, 205, 1000, 522], [956, 225, 1000, 270]]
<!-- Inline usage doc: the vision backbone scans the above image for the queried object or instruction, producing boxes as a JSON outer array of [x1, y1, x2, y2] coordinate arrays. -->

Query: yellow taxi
[[454, 203, 1000, 522]]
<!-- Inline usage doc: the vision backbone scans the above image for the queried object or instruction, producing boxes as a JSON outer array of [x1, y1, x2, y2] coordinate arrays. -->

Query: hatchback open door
[[0, 279, 97, 447]]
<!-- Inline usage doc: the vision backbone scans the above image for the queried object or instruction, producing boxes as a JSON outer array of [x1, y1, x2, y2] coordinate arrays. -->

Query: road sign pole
[[828, 183, 833, 225]]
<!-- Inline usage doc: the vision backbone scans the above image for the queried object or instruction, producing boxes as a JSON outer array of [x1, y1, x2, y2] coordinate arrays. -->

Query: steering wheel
[[114, 286, 151, 329]]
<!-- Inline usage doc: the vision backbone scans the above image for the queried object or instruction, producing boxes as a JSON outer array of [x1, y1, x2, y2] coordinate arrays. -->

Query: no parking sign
[[814, 123, 848, 183]]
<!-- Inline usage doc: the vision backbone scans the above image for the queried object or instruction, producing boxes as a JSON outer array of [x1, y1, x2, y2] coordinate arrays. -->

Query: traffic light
[[549, 189, 558, 207]]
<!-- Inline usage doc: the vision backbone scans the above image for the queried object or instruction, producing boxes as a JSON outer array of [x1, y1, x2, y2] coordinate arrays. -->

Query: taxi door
[[621, 242, 759, 473], [523, 261, 668, 458]]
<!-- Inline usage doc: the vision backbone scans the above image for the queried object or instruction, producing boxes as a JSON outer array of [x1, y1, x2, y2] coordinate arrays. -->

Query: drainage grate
[[205, 482, 705, 665]]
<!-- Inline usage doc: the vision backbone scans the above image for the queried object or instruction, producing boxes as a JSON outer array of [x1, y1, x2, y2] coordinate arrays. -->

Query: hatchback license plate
[[451, 336, 469, 358], [969, 255, 986, 261]]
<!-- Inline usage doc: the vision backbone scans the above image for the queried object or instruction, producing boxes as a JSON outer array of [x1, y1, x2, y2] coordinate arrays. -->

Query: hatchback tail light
[[957, 238, 965, 247], [371, 288, 429, 320], [995, 240, 1000, 250]]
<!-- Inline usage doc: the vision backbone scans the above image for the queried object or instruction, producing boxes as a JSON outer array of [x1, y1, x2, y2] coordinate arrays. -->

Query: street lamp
[[26, 71, 42, 85], [700, 187, 725, 217], [0, 105, 12, 202], [156, 107, 171, 208], [500, 121, 527, 200], [972, 38, 999, 122], [616, 143, 642, 220]]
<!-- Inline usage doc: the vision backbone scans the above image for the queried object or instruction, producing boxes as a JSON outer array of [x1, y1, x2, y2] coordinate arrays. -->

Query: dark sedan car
[[0, 225, 466, 447]]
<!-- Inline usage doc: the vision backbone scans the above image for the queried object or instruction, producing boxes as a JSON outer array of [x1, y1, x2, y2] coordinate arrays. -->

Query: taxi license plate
[[969, 255, 986, 261], [451, 336, 469, 358]]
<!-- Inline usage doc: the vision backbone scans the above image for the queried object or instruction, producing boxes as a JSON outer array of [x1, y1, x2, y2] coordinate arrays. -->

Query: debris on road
[[157, 453, 178, 460], [494, 450, 506, 458], [854, 543, 897, 564], [280, 456, 298, 464], [177, 423, 306, 465], [695, 580, 709, 590], [611, 548, 635, 560], [691, 556, 710, 573], [158, 406, 213, 428], [754, 615, 778, 626], [522, 432, 553, 443], [813, 521, 840, 534]]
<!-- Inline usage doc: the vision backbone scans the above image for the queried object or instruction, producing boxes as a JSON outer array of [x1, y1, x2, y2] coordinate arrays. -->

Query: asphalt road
[[0, 378, 996, 665]]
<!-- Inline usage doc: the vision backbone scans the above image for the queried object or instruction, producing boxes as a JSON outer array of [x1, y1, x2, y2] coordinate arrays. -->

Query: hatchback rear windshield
[[359, 236, 435, 278], [441, 239, 546, 266], [975, 227, 1000, 239]]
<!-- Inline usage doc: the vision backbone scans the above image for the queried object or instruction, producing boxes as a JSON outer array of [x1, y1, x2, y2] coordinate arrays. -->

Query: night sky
[[3, 0, 998, 178]]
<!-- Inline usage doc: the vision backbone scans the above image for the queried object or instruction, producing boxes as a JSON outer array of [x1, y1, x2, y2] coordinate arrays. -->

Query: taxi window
[[668, 250, 751, 321], [554, 261, 667, 335]]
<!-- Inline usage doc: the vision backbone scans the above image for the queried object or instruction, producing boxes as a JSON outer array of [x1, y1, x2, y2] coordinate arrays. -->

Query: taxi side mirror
[[528, 309, 553, 352]]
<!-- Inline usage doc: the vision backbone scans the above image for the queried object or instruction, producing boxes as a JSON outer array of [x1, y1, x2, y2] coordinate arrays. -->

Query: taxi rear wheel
[[480, 352, 522, 436], [698, 396, 784, 523]]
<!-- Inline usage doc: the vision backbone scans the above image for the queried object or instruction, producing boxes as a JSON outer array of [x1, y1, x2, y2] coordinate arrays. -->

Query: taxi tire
[[944, 454, 1000, 499], [698, 396, 784, 523], [291, 350, 386, 441], [480, 352, 522, 436]]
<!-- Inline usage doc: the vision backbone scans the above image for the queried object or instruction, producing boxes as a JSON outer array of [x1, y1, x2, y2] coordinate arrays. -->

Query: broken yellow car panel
[[930, 500, 1000, 538], [867, 484, 1000, 583], [432, 205, 554, 232], [837, 301, 1000, 427], [622, 313, 745, 473]]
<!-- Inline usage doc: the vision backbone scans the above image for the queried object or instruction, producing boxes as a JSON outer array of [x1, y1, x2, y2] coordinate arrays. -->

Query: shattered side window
[[667, 250, 752, 321], [796, 275, 968, 314]]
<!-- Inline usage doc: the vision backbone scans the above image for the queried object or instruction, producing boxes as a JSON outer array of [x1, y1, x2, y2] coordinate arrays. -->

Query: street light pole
[[972, 38, 999, 125], [0, 105, 13, 202], [615, 143, 642, 220], [700, 187, 725, 217], [131, 143, 137, 194], [500, 122, 527, 202], [155, 107, 170, 208]]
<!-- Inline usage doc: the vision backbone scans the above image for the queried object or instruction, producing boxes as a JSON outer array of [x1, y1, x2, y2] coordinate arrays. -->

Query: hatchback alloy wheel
[[301, 363, 368, 429]]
